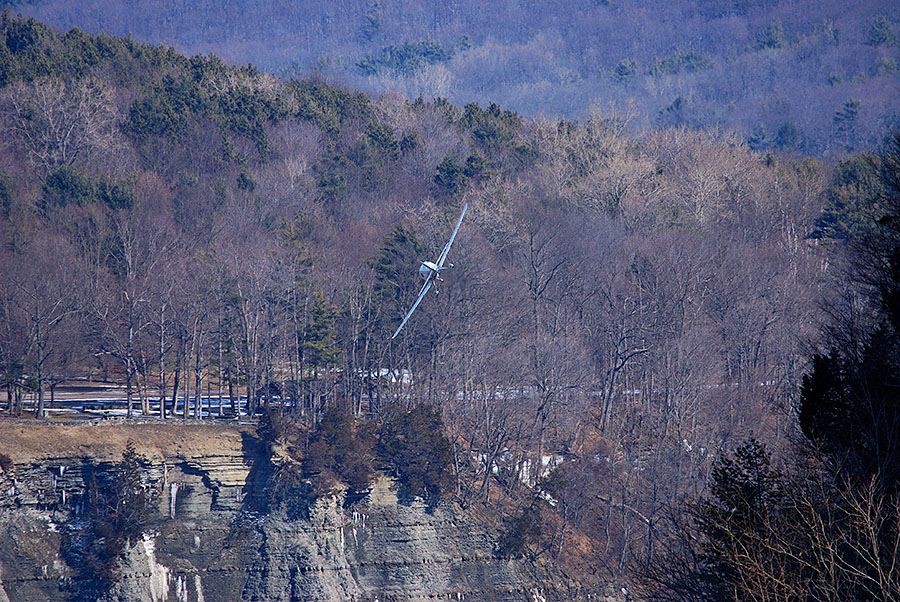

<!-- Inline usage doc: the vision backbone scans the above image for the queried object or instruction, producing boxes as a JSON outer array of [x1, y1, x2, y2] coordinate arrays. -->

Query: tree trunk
[[262, 362, 270, 413], [35, 355, 45, 417], [171, 365, 180, 418], [227, 366, 236, 417], [217, 338, 223, 417], [136, 351, 148, 416], [35, 379, 45, 418], [159, 360, 167, 420], [246, 375, 254, 418], [206, 369, 211, 419], [182, 350, 190, 421], [195, 346, 202, 419], [137, 356, 149, 417], [126, 363, 133, 419]]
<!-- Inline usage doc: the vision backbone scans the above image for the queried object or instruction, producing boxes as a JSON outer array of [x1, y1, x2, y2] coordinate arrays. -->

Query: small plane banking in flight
[[391, 203, 468, 339]]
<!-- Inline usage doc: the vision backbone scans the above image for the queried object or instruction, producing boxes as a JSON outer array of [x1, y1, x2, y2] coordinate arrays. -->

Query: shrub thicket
[[0, 451, 13, 475], [496, 504, 543, 559], [262, 403, 455, 508], [260, 406, 375, 508], [375, 403, 454, 505], [64, 442, 157, 595]]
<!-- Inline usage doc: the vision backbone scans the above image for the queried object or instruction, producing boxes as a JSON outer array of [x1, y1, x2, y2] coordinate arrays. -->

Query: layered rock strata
[[0, 421, 569, 602]]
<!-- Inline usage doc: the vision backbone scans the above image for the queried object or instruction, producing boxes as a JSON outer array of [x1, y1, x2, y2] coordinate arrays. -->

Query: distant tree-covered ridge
[[7, 0, 900, 156]]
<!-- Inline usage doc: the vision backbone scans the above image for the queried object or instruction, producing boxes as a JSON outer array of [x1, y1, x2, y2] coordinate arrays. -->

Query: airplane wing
[[436, 203, 468, 269], [391, 276, 434, 339]]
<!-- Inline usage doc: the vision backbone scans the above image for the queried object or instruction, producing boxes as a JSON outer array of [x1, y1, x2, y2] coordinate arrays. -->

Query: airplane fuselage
[[419, 261, 439, 277]]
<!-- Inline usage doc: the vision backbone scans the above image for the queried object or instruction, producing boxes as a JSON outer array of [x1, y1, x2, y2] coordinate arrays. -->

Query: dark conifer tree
[[799, 133, 900, 492]]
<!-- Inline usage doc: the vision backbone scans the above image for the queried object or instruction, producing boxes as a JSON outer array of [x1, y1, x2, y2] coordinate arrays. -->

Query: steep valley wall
[[0, 421, 587, 602]]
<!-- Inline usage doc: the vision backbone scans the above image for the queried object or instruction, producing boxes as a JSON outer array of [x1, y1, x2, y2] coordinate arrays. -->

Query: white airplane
[[392, 203, 468, 339]]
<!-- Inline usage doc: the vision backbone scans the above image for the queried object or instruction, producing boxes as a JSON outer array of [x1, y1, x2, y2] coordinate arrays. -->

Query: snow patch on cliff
[[141, 533, 171, 602]]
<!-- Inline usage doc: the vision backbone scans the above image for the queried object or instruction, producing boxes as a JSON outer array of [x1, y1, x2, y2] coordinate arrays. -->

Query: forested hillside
[[6, 0, 900, 156], [0, 15, 895, 596]]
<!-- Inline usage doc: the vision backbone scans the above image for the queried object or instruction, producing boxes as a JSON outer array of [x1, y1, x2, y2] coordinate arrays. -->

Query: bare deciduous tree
[[2, 77, 120, 174]]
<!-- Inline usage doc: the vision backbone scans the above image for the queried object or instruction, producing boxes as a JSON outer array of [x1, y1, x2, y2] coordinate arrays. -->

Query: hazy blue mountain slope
[[7, 0, 900, 155]]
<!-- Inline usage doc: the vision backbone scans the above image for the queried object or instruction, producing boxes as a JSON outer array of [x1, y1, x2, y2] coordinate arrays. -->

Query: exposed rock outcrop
[[0, 422, 254, 602], [241, 476, 531, 602], [0, 422, 585, 602]]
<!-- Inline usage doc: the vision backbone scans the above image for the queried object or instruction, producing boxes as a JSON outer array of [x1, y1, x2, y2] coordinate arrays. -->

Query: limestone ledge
[[1, 452, 250, 515]]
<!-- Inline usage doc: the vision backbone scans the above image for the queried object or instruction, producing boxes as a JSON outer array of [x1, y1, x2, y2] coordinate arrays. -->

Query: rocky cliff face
[[0, 421, 254, 602], [0, 421, 581, 602]]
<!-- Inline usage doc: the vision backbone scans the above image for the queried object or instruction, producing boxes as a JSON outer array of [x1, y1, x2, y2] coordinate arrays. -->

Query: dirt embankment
[[0, 420, 253, 464]]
